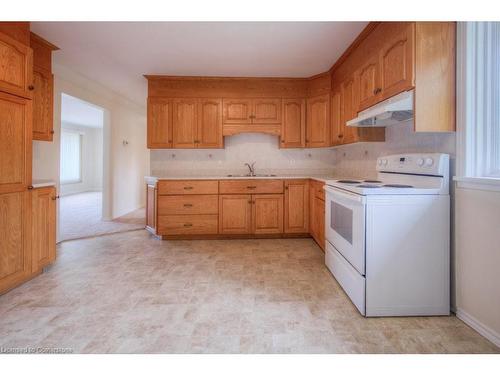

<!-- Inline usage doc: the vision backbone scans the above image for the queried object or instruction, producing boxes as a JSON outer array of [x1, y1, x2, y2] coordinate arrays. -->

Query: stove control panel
[[376, 153, 449, 176]]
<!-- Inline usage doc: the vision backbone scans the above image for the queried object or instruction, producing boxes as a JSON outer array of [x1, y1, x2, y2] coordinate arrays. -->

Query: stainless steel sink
[[226, 174, 277, 177]]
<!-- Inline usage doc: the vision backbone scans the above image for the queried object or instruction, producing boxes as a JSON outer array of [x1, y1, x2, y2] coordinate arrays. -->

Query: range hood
[[347, 90, 414, 127]]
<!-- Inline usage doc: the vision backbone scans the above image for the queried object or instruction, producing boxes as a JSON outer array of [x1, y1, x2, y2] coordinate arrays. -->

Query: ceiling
[[61, 93, 104, 128], [31, 22, 368, 106]]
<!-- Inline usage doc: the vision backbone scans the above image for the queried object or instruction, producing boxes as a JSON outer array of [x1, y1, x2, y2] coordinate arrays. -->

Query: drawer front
[[219, 179, 283, 194], [158, 195, 218, 215], [157, 214, 218, 235], [312, 180, 325, 200], [157, 180, 219, 195]]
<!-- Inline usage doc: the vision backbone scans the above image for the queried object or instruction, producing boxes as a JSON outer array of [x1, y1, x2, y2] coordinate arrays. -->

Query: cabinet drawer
[[158, 195, 218, 215], [157, 215, 218, 235], [312, 180, 325, 200], [157, 180, 218, 195], [219, 179, 283, 194]]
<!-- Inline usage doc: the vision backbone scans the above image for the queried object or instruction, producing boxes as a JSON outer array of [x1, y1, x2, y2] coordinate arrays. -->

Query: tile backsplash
[[150, 121, 455, 178]]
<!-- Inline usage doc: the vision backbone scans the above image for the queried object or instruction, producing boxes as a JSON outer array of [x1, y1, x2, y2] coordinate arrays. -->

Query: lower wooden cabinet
[[309, 180, 325, 250], [0, 191, 32, 294], [252, 194, 283, 234], [158, 214, 218, 235], [219, 194, 252, 234], [146, 184, 156, 232], [284, 179, 309, 233], [31, 186, 56, 272]]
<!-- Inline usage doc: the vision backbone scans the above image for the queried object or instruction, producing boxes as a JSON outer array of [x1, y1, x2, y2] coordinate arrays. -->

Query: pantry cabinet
[[280, 98, 306, 148], [306, 94, 330, 148], [31, 186, 56, 272], [284, 179, 309, 234]]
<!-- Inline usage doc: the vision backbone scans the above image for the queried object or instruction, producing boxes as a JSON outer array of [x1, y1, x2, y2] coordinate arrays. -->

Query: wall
[[32, 63, 149, 225], [59, 122, 103, 196], [454, 186, 500, 347], [150, 133, 336, 177]]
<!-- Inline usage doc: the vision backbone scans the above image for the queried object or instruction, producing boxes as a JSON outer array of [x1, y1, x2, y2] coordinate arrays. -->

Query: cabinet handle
[[27, 185, 33, 190], [28, 85, 34, 91], [285, 186, 289, 190], [183, 186, 194, 190], [50, 130, 55, 134], [183, 203, 193, 207], [246, 186, 257, 189], [338, 134, 344, 138], [51, 195, 60, 201], [373, 88, 382, 94], [183, 223, 193, 227]]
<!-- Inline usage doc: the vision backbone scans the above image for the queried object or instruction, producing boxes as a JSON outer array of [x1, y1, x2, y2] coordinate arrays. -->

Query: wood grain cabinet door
[[32, 69, 54, 141], [147, 98, 172, 149], [284, 180, 309, 233], [197, 98, 223, 148], [219, 194, 252, 234], [172, 99, 197, 148], [252, 194, 284, 234], [0, 31, 33, 99], [340, 75, 359, 145], [32, 187, 56, 272], [358, 54, 381, 111], [252, 98, 281, 124], [330, 90, 342, 146], [306, 94, 330, 148], [0, 191, 31, 294], [223, 99, 252, 124], [315, 196, 325, 251], [379, 23, 415, 100], [280, 98, 305, 148], [0, 92, 32, 194]]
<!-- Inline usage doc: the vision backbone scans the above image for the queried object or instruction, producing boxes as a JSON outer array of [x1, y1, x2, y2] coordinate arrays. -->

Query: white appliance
[[346, 90, 413, 127], [324, 153, 450, 317]]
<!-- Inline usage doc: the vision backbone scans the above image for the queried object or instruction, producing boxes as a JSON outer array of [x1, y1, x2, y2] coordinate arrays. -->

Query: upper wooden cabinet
[[252, 98, 281, 124], [30, 32, 58, 142], [0, 31, 33, 99], [147, 97, 173, 148], [222, 98, 281, 136], [306, 94, 330, 148], [172, 98, 197, 148], [280, 98, 305, 148], [379, 23, 415, 101], [358, 53, 381, 110], [330, 90, 342, 146], [197, 98, 223, 148], [31, 186, 56, 272], [222, 98, 252, 124], [340, 75, 359, 145]]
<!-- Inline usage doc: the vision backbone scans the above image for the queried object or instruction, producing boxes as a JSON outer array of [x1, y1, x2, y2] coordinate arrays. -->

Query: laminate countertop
[[144, 175, 340, 185]]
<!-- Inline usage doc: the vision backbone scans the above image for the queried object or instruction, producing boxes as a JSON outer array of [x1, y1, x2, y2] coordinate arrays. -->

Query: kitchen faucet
[[244, 162, 256, 177]]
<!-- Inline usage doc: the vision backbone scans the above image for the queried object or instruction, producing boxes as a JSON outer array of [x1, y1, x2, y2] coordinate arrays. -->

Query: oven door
[[324, 186, 366, 275]]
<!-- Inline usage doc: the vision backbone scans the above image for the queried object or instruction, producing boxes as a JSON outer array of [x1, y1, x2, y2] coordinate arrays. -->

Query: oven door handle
[[324, 186, 366, 204]]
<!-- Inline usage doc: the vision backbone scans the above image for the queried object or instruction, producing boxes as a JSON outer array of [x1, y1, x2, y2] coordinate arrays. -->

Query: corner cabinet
[[306, 94, 330, 148], [31, 186, 57, 272]]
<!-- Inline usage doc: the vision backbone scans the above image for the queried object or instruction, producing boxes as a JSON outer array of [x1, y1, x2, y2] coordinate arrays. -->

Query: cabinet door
[[306, 94, 330, 148], [358, 54, 381, 111], [330, 90, 342, 146], [219, 194, 252, 234], [0, 31, 33, 99], [314, 196, 325, 251], [281, 98, 305, 148], [0, 191, 31, 294], [309, 184, 318, 240], [146, 184, 156, 231], [172, 99, 197, 148], [340, 75, 359, 145], [32, 187, 56, 271], [0, 92, 32, 194], [252, 194, 283, 234], [284, 180, 309, 233], [32, 69, 54, 141], [223, 99, 252, 124], [252, 98, 281, 124], [380, 23, 415, 100], [147, 98, 172, 149], [197, 98, 223, 148]]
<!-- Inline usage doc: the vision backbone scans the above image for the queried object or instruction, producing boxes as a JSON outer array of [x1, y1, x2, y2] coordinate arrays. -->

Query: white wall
[[151, 133, 336, 177], [32, 63, 149, 224], [60, 122, 103, 196]]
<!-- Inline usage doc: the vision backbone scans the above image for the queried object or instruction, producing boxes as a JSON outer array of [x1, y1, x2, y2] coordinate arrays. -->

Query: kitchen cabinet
[[222, 98, 281, 136], [0, 31, 33, 99], [219, 194, 253, 234], [197, 98, 223, 148], [31, 186, 56, 272], [147, 98, 173, 148], [280, 98, 305, 148], [252, 194, 284, 234], [252, 98, 281, 124], [222, 98, 252, 124], [358, 53, 381, 111], [158, 215, 218, 235], [219, 179, 283, 195], [309, 180, 325, 251], [172, 98, 198, 148], [146, 184, 156, 233], [330, 90, 342, 146], [306, 94, 330, 148], [284, 179, 309, 234], [30, 32, 57, 141], [340, 75, 359, 145], [158, 180, 219, 195]]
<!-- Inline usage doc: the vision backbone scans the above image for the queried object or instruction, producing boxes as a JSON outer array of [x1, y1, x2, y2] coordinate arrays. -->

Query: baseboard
[[456, 308, 500, 348]]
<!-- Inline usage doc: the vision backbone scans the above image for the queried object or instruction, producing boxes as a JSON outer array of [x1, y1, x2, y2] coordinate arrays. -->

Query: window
[[457, 22, 500, 182], [60, 130, 82, 184]]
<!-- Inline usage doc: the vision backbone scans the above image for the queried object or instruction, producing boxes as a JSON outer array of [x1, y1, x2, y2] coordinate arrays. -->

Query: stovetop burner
[[383, 184, 414, 188], [357, 184, 381, 188], [337, 180, 361, 184]]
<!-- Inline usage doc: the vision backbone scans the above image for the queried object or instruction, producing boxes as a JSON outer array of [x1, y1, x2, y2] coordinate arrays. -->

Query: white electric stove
[[324, 153, 450, 317]]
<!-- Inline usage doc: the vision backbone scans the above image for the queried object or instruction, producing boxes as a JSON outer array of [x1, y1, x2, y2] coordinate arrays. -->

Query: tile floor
[[0, 230, 498, 354]]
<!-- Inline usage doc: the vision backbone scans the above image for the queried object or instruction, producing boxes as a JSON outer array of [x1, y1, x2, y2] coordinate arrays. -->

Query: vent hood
[[347, 90, 414, 127]]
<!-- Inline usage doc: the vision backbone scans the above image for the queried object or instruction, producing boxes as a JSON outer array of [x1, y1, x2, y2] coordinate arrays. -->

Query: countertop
[[145, 175, 338, 185], [32, 179, 57, 188]]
